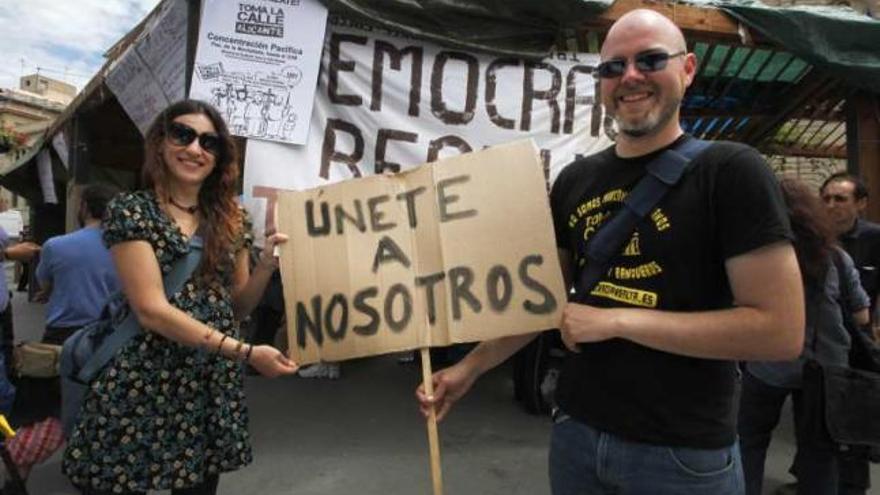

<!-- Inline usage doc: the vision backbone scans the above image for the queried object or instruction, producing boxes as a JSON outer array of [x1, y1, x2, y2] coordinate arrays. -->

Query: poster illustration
[[190, 0, 328, 144]]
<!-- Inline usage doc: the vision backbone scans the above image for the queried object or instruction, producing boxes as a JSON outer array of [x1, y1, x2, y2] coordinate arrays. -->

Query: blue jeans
[[549, 414, 744, 494]]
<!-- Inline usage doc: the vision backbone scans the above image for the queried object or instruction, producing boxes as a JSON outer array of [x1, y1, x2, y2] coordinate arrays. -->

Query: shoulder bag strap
[[77, 236, 204, 382], [575, 138, 711, 300]]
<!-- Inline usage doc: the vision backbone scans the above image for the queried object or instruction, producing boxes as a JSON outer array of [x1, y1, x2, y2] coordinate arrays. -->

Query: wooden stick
[[420, 348, 445, 495]]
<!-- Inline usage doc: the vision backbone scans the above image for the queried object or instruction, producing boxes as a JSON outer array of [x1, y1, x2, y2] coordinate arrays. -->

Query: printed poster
[[190, 0, 328, 144], [106, 0, 188, 134]]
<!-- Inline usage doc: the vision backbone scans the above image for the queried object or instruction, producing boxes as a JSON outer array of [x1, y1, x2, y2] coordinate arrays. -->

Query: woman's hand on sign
[[250, 345, 299, 378], [257, 232, 289, 271], [560, 303, 620, 352], [416, 361, 479, 422]]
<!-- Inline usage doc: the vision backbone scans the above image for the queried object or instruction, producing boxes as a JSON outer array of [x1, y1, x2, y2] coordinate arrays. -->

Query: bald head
[[602, 9, 687, 58]]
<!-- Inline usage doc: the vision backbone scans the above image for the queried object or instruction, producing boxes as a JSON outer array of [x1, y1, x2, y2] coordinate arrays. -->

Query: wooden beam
[[742, 73, 834, 144], [581, 0, 774, 45], [849, 92, 880, 222], [761, 144, 847, 160]]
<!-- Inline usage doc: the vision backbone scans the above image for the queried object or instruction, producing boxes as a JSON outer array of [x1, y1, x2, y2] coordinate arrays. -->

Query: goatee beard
[[614, 94, 681, 139], [620, 127, 651, 138]]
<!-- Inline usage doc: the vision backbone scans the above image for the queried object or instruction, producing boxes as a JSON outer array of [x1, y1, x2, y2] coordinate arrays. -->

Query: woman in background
[[738, 177, 869, 495]]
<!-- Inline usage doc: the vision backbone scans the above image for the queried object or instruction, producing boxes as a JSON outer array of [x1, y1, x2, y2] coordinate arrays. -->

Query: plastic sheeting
[[714, 1, 880, 91], [318, 0, 612, 56]]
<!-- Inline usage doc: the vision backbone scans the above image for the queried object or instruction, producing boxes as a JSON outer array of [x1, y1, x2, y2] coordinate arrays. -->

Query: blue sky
[[0, 0, 161, 92]]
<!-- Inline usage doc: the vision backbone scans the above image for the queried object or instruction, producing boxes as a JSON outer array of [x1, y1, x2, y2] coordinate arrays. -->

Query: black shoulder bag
[[513, 137, 711, 414], [801, 247, 880, 456], [59, 237, 204, 437]]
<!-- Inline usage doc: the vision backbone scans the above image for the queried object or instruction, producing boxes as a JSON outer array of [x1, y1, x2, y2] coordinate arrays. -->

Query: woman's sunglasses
[[595, 50, 686, 79], [166, 121, 223, 157]]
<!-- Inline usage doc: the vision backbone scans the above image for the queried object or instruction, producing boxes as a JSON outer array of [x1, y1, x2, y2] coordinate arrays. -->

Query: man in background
[[816, 172, 879, 495], [821, 173, 880, 327], [0, 224, 40, 376], [35, 184, 119, 345]]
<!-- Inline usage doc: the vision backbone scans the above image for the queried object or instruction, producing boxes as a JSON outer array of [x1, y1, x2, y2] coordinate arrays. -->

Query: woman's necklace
[[168, 196, 199, 214]]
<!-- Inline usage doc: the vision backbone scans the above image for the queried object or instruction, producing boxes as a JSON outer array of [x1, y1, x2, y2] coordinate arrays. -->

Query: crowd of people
[[0, 8, 876, 495]]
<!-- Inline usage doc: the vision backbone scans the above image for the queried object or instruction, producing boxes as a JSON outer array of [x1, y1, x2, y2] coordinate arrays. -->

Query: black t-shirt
[[549, 135, 792, 448]]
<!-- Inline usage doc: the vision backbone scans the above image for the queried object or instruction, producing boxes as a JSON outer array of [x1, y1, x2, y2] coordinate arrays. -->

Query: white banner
[[51, 131, 69, 170], [37, 150, 57, 204], [244, 17, 613, 240], [106, 0, 188, 134], [190, 0, 328, 145]]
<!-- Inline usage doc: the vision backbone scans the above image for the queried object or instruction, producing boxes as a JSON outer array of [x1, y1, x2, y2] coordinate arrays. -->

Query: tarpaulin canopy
[[714, 1, 880, 92], [318, 0, 613, 56], [319, 0, 880, 90]]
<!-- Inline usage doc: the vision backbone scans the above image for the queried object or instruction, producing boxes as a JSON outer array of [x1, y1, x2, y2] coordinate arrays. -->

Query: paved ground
[[11, 291, 878, 494]]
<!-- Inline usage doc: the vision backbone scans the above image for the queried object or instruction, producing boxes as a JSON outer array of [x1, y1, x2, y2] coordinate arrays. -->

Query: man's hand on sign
[[257, 232, 288, 271], [559, 303, 620, 352], [249, 345, 299, 378], [416, 361, 480, 422]]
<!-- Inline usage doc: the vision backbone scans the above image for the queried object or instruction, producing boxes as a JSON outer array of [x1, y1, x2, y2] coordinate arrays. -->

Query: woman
[[62, 100, 298, 494], [738, 178, 869, 495]]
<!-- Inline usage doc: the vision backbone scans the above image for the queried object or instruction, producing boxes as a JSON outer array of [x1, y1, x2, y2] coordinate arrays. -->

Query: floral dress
[[63, 190, 254, 493]]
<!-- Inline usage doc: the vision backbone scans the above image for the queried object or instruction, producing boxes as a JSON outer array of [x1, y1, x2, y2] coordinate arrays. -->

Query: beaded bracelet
[[245, 344, 254, 363], [215, 334, 229, 355]]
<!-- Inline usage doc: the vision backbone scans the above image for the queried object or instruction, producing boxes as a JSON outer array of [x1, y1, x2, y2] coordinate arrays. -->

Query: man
[[416, 10, 804, 494], [816, 172, 878, 495], [35, 184, 120, 345], [0, 225, 40, 376], [821, 173, 880, 331]]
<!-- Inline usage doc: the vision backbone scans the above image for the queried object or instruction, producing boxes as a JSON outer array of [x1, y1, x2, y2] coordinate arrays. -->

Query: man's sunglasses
[[166, 121, 223, 157], [595, 50, 686, 79]]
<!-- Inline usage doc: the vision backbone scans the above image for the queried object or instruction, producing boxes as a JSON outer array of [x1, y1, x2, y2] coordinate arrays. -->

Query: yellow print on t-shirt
[[568, 188, 628, 228], [651, 208, 671, 231], [622, 232, 641, 256], [613, 261, 663, 280], [590, 282, 658, 308]]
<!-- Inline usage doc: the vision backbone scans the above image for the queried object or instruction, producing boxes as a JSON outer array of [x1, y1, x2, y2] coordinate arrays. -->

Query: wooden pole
[[848, 91, 880, 223], [420, 348, 444, 495]]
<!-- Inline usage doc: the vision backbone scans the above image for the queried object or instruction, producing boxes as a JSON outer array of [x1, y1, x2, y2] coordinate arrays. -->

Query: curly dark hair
[[780, 177, 836, 284], [142, 100, 242, 280]]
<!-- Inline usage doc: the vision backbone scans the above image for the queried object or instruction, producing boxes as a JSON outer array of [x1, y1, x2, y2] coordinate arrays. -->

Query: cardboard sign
[[277, 140, 565, 364]]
